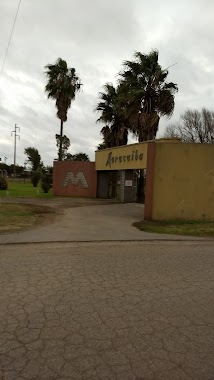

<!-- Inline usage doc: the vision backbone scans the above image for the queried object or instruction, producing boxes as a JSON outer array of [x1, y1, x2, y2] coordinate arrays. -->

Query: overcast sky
[[0, 0, 214, 166]]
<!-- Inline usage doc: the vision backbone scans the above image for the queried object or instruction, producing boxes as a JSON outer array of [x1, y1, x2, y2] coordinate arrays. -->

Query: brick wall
[[53, 161, 97, 197]]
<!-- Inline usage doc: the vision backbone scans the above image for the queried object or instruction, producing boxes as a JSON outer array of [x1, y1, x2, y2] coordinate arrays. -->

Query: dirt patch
[[0, 203, 62, 234], [1, 197, 117, 209], [29, 204, 63, 227]]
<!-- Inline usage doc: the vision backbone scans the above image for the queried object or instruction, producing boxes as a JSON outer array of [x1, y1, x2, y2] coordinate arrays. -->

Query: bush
[[0, 176, 8, 190], [41, 173, 52, 193], [31, 171, 41, 187]]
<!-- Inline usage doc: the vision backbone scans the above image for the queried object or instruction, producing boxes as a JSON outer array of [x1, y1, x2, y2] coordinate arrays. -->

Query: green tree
[[0, 177, 7, 190], [45, 166, 53, 175], [12, 165, 24, 176], [55, 134, 70, 160], [164, 108, 214, 143], [45, 58, 82, 161], [119, 50, 178, 141], [65, 153, 90, 161], [0, 164, 24, 176], [41, 173, 52, 193], [96, 83, 128, 148], [0, 163, 8, 171], [31, 171, 41, 187], [24, 147, 42, 171], [0, 163, 9, 176]]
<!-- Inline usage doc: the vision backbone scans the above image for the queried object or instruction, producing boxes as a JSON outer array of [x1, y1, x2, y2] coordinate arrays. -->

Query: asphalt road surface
[[0, 241, 213, 380]]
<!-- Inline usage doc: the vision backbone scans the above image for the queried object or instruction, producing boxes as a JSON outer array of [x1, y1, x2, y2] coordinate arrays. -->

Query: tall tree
[[119, 50, 178, 141], [45, 58, 81, 161], [55, 134, 70, 160], [65, 153, 90, 161], [96, 83, 128, 148], [164, 108, 214, 143], [24, 147, 42, 171]]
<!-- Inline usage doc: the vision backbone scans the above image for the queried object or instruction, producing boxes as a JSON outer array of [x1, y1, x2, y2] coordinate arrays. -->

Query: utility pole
[[11, 124, 20, 177]]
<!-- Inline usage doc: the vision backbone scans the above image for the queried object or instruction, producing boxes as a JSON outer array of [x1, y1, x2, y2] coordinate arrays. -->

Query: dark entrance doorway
[[97, 169, 146, 203]]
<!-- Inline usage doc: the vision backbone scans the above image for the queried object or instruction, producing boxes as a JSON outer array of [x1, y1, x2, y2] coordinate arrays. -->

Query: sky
[[0, 0, 214, 166]]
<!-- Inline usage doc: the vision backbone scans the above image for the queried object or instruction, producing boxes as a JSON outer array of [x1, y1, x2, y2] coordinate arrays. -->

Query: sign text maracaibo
[[106, 150, 144, 168]]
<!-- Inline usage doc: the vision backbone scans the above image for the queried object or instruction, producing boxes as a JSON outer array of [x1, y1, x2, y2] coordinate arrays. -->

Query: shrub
[[41, 173, 52, 193], [0, 176, 8, 190], [31, 171, 41, 187]]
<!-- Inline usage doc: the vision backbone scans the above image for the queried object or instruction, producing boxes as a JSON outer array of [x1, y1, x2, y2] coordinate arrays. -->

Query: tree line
[[0, 163, 24, 176], [23, 146, 89, 188], [163, 108, 214, 143], [44, 52, 178, 153], [45, 51, 213, 155], [0, 144, 89, 192], [96, 50, 178, 147]]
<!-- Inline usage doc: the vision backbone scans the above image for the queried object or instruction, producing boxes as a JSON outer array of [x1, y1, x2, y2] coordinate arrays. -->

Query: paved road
[[0, 241, 214, 379], [0, 204, 203, 244]]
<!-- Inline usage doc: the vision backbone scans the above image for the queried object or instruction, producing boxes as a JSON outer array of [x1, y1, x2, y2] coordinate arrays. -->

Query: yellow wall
[[96, 143, 148, 171], [152, 143, 214, 220]]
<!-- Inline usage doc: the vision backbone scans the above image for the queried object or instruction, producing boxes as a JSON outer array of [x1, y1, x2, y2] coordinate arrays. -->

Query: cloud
[[0, 0, 214, 164]]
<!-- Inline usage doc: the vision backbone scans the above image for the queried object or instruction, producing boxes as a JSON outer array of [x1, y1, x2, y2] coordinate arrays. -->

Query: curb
[[0, 239, 213, 246]]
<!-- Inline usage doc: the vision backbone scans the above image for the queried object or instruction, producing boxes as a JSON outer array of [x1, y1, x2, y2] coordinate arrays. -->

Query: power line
[[0, 0, 22, 79]]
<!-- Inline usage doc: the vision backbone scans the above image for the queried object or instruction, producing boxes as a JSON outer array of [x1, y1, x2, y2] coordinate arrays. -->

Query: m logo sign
[[63, 171, 88, 189]]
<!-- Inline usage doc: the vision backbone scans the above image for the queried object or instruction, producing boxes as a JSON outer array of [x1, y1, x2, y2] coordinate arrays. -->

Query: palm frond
[[118, 50, 178, 141], [44, 58, 81, 122]]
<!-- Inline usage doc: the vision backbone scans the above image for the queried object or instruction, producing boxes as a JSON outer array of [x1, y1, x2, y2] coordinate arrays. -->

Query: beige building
[[96, 139, 214, 221]]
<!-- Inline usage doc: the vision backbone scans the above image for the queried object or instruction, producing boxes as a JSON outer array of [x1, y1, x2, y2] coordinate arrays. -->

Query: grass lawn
[[133, 220, 214, 237], [0, 181, 53, 198], [0, 203, 56, 234]]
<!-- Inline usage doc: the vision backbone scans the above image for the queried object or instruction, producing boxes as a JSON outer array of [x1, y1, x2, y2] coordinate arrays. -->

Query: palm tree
[[96, 83, 128, 148], [45, 58, 81, 160], [55, 134, 70, 160], [119, 50, 178, 141]]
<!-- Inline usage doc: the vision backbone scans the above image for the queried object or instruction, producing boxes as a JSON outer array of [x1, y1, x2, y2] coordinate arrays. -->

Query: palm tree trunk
[[59, 120, 63, 161]]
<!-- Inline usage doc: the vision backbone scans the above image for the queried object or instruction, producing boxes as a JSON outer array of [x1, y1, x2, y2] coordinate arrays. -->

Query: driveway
[[0, 241, 214, 379], [0, 203, 203, 244]]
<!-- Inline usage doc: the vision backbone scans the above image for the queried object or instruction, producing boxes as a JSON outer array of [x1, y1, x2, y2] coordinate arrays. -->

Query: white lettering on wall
[[63, 172, 88, 189]]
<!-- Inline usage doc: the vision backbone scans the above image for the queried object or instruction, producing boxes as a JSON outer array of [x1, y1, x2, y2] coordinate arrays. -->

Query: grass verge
[[133, 220, 214, 237], [0, 181, 53, 198], [0, 203, 57, 234]]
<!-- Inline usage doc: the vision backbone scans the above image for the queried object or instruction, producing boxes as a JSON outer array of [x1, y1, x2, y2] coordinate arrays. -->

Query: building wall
[[151, 143, 214, 220], [53, 161, 97, 197]]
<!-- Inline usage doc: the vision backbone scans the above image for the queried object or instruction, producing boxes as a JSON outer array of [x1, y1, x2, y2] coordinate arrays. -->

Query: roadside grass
[[0, 181, 99, 200], [0, 203, 56, 234], [0, 181, 53, 198], [133, 220, 214, 237]]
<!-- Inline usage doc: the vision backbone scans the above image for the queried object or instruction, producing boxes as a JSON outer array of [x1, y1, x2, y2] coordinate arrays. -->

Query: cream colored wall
[[152, 143, 214, 220], [95, 143, 148, 170]]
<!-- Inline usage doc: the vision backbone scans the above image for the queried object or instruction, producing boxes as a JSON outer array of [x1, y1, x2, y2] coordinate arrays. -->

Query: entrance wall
[[52, 140, 214, 220], [53, 161, 97, 197], [95, 143, 148, 171], [96, 142, 148, 204], [148, 142, 214, 220]]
